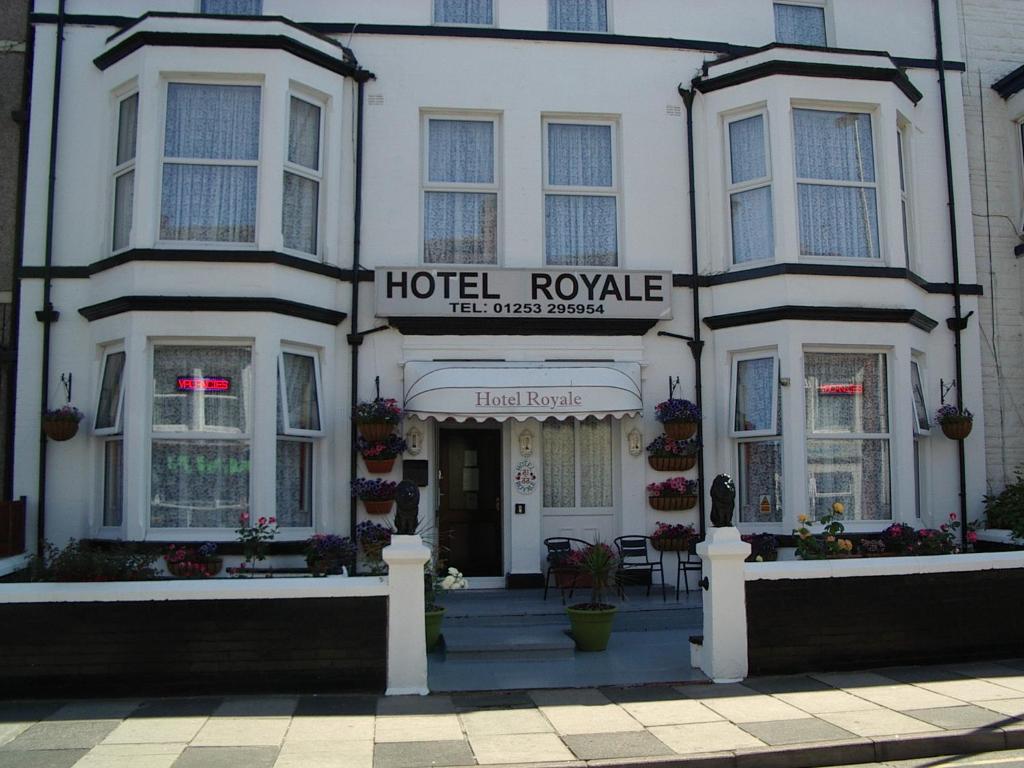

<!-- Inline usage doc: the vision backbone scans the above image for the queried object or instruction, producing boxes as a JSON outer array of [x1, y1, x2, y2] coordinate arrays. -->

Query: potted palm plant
[[654, 398, 701, 440], [424, 566, 468, 651], [353, 398, 403, 442], [565, 542, 619, 652]]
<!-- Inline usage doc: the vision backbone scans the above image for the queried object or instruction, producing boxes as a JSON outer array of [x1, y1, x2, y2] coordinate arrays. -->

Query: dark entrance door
[[438, 427, 502, 577]]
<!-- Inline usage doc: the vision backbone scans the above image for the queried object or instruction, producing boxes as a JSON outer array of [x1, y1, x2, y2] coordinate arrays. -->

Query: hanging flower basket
[[648, 495, 697, 511], [363, 499, 394, 516], [364, 457, 396, 474], [43, 419, 79, 442], [940, 418, 972, 441], [358, 422, 395, 442], [648, 455, 696, 472], [663, 421, 697, 440], [651, 537, 691, 551]]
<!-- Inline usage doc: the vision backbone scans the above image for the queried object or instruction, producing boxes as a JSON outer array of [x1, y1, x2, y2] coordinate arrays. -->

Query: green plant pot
[[566, 605, 617, 652], [425, 606, 445, 651]]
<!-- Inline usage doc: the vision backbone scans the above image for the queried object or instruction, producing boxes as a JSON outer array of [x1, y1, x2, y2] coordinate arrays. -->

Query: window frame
[[282, 91, 325, 257], [542, 116, 621, 267], [157, 78, 264, 249], [731, 349, 784, 525], [725, 109, 774, 267], [541, 416, 615, 512], [910, 358, 930, 436], [277, 348, 325, 438], [547, 0, 611, 32], [96, 344, 127, 530], [432, 0, 496, 26], [94, 347, 127, 436], [897, 117, 916, 269], [792, 105, 882, 262], [111, 90, 139, 254], [420, 112, 501, 265], [730, 351, 780, 438], [773, 0, 829, 47]]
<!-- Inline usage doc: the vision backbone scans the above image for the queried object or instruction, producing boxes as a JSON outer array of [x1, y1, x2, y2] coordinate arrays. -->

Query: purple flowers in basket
[[351, 478, 398, 500], [353, 398, 403, 423], [654, 398, 701, 423], [934, 404, 973, 424], [645, 435, 699, 457], [646, 477, 698, 497], [356, 434, 408, 458]]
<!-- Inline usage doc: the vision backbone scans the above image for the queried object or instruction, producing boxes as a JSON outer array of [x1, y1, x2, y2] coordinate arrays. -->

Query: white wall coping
[[0, 575, 389, 604], [745, 551, 1024, 581], [976, 529, 1024, 546], [0, 554, 29, 579]]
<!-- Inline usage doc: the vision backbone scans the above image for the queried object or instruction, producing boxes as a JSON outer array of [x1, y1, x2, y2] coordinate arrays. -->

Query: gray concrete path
[[4, 659, 1024, 768]]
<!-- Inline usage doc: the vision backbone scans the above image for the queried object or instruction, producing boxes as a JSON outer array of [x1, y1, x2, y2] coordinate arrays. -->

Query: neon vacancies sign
[[177, 377, 231, 392], [375, 267, 672, 320]]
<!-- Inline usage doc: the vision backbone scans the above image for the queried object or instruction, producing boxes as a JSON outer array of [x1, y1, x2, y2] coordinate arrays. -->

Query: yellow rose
[[797, 514, 809, 524], [832, 502, 845, 515]]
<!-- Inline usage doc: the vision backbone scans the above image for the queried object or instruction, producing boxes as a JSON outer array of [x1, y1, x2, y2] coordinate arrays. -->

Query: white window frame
[[897, 117, 916, 270], [1016, 119, 1024, 233], [111, 91, 138, 254], [910, 356, 929, 520], [725, 109, 774, 266], [910, 359, 930, 436], [773, 0, 830, 46], [421, 113, 501, 265], [94, 347, 127, 436], [282, 91, 325, 257], [803, 348, 892, 522], [157, 79, 263, 249], [792, 105, 881, 262], [547, 0, 611, 32], [96, 345, 127, 530], [277, 348, 324, 438], [541, 416, 615, 512], [730, 351, 780, 438], [432, 0, 496, 26], [542, 116, 621, 267]]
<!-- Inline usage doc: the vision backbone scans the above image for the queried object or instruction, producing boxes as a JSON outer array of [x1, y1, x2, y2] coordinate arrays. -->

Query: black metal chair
[[675, 539, 703, 599], [543, 537, 590, 602], [614, 535, 666, 601]]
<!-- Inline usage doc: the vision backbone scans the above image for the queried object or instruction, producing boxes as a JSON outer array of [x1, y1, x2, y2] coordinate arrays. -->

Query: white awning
[[403, 362, 642, 422]]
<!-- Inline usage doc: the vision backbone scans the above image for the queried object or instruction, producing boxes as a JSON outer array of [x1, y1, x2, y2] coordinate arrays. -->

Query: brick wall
[[961, 0, 1024, 493], [746, 569, 1024, 675], [0, 596, 388, 697]]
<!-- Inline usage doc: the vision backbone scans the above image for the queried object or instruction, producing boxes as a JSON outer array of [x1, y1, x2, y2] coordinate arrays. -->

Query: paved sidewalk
[[4, 660, 1024, 768]]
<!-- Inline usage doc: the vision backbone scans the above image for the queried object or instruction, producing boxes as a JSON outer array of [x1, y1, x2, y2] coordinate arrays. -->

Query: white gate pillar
[[695, 527, 750, 683], [383, 535, 431, 695]]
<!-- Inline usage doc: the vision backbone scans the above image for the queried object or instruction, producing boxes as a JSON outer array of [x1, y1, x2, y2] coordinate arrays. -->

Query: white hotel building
[[9, 0, 986, 584]]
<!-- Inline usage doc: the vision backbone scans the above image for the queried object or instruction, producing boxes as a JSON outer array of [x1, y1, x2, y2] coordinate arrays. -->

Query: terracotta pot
[[940, 418, 972, 440], [663, 421, 697, 440], [363, 456, 396, 474], [357, 422, 395, 442], [648, 455, 697, 472], [648, 495, 697, 511], [362, 499, 394, 516], [42, 419, 79, 441]]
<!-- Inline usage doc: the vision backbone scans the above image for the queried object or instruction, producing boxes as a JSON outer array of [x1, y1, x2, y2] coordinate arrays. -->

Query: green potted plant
[[163, 542, 223, 578], [935, 404, 973, 440], [304, 533, 356, 576], [647, 477, 699, 511], [42, 404, 84, 442], [565, 542, 619, 652], [424, 566, 468, 651], [353, 398, 403, 442], [357, 434, 408, 474], [351, 478, 398, 516], [654, 398, 701, 440], [646, 435, 699, 472]]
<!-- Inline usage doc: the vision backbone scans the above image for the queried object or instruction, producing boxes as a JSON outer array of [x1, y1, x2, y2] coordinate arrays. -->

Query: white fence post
[[382, 534, 431, 695], [695, 527, 751, 683]]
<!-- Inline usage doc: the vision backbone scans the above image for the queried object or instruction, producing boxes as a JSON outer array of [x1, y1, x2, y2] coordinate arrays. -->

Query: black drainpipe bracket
[[945, 311, 972, 332], [686, 339, 705, 360], [35, 305, 58, 323]]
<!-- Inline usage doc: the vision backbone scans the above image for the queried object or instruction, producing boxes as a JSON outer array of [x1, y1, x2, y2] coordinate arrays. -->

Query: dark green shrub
[[983, 468, 1024, 540], [30, 539, 159, 582]]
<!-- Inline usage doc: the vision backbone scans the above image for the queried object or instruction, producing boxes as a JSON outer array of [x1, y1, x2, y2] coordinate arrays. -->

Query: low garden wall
[[0, 577, 390, 697], [745, 553, 1024, 675]]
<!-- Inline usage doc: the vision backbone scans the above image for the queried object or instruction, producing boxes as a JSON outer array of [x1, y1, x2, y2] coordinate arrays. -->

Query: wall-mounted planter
[[42, 419, 79, 441], [363, 457, 396, 474], [362, 499, 395, 516], [648, 455, 696, 472], [357, 422, 395, 442], [648, 495, 697, 511], [940, 419, 972, 440], [663, 422, 697, 441]]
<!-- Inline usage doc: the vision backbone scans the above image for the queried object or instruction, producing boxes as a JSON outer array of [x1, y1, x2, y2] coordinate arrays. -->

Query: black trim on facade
[[77, 296, 347, 325], [703, 305, 939, 332], [672, 264, 983, 296], [697, 60, 923, 104], [700, 41, 965, 74], [993, 63, 1024, 99], [387, 317, 658, 336], [93, 31, 369, 81], [893, 56, 965, 71]]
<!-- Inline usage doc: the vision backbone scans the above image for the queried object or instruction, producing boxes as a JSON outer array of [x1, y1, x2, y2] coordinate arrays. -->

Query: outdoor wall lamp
[[627, 428, 644, 456], [406, 425, 423, 455], [518, 428, 534, 457]]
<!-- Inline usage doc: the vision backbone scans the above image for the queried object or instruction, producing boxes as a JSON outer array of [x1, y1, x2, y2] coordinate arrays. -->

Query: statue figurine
[[394, 480, 420, 535], [709, 474, 736, 528]]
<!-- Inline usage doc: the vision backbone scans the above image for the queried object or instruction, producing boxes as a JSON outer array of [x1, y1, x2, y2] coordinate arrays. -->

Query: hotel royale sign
[[375, 267, 673, 320]]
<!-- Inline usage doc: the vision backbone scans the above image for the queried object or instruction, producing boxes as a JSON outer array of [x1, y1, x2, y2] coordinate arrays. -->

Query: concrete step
[[442, 626, 576, 662], [445, 605, 702, 632]]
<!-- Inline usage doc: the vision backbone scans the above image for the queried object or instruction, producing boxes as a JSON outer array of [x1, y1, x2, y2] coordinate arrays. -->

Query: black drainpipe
[[677, 83, 707, 541], [35, 0, 66, 556], [931, 0, 970, 550], [7, 16, 35, 499], [347, 78, 366, 544]]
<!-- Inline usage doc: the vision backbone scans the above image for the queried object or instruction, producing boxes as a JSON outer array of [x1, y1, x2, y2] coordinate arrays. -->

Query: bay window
[[276, 350, 323, 527], [542, 417, 613, 509], [774, 2, 827, 46], [150, 345, 252, 528], [112, 93, 138, 252], [794, 108, 880, 260], [283, 95, 323, 255], [434, 0, 494, 25], [423, 116, 498, 264], [544, 120, 619, 266], [727, 113, 774, 264], [731, 353, 783, 523], [805, 351, 891, 520], [95, 349, 127, 527], [549, 0, 608, 32], [160, 83, 261, 244]]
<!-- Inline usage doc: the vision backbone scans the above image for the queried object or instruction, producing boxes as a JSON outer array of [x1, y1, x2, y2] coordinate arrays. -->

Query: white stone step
[[441, 625, 576, 662]]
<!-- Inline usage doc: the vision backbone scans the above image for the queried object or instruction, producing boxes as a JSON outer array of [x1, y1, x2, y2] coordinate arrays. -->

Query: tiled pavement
[[4, 660, 1024, 767]]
